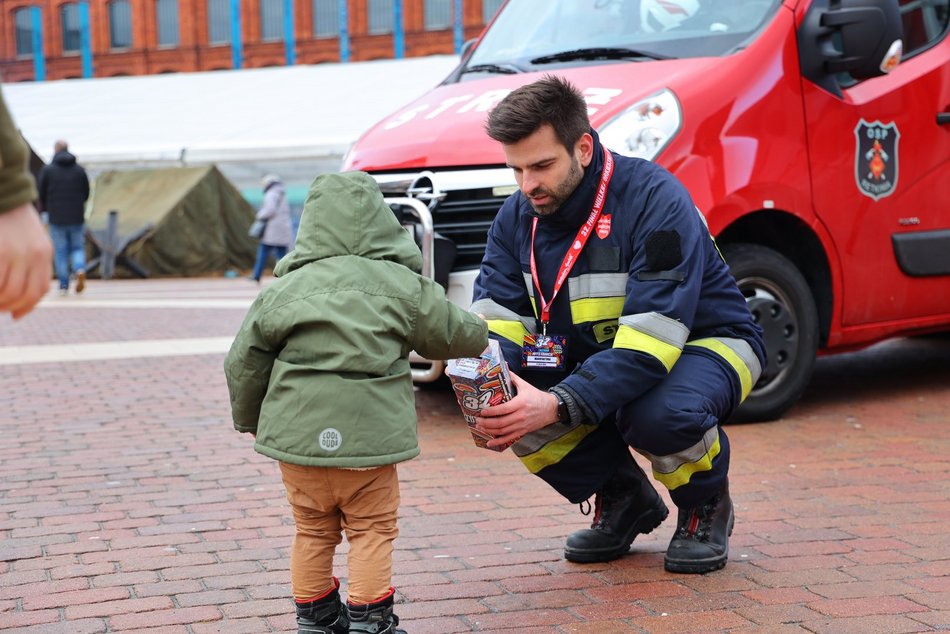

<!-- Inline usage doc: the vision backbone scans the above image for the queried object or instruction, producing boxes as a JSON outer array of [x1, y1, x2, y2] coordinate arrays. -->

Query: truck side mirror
[[798, 0, 903, 96]]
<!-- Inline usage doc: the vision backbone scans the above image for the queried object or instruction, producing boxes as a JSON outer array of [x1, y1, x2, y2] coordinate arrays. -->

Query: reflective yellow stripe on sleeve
[[686, 337, 761, 402], [613, 325, 682, 372], [487, 320, 529, 346], [513, 423, 599, 474], [470, 298, 535, 346]]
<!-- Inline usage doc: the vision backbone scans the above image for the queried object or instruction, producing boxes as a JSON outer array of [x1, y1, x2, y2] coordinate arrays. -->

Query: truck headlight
[[598, 89, 682, 161]]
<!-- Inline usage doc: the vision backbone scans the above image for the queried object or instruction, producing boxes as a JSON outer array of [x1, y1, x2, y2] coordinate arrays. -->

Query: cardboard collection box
[[446, 340, 516, 452]]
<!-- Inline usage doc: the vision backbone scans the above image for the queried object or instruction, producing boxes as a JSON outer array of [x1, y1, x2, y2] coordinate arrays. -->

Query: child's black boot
[[295, 578, 349, 634], [346, 588, 407, 634]]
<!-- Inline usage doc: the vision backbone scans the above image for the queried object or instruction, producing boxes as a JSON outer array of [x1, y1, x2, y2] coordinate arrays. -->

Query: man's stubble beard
[[528, 157, 584, 216]]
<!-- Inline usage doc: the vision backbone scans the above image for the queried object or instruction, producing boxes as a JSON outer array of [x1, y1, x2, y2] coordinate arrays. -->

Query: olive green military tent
[[87, 165, 257, 277]]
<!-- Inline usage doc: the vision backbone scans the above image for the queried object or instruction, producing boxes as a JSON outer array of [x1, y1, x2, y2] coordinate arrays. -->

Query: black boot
[[346, 589, 406, 634], [564, 453, 669, 563], [664, 480, 734, 574], [295, 580, 349, 634]]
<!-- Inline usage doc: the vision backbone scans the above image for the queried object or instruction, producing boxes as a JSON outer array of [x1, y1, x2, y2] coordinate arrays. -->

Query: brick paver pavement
[[1, 278, 948, 633]]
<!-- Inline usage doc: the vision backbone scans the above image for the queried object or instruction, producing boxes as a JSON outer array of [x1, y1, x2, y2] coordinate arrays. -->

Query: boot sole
[[663, 553, 728, 574], [663, 510, 735, 574], [564, 496, 670, 563]]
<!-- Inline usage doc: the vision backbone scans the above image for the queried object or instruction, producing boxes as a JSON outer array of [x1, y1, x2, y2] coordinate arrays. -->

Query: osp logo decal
[[854, 119, 900, 201]]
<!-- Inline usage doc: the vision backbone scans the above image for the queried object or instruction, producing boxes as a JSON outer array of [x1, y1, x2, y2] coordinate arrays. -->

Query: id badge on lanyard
[[522, 147, 614, 371]]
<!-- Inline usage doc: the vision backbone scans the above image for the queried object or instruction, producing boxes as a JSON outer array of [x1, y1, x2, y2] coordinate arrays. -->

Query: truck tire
[[722, 243, 819, 423]]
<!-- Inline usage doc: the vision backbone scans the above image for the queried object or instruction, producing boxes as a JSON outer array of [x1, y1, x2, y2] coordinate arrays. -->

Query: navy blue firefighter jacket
[[472, 131, 766, 427]]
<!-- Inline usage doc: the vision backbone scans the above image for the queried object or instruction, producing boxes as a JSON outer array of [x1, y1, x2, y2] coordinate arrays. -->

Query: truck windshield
[[465, 0, 783, 72]]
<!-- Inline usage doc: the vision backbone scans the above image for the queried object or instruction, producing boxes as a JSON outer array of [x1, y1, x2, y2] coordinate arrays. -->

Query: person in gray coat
[[250, 173, 293, 283]]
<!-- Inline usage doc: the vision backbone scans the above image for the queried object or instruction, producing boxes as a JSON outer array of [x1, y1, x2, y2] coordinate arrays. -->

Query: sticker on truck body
[[854, 119, 900, 201], [383, 87, 624, 130]]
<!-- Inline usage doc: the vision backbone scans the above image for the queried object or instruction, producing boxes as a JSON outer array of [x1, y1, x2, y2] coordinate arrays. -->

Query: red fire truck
[[343, 0, 950, 421]]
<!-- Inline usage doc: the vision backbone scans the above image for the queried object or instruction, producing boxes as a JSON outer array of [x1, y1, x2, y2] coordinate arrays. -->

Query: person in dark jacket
[[38, 140, 90, 294], [471, 75, 765, 574], [225, 171, 488, 634], [0, 82, 52, 319]]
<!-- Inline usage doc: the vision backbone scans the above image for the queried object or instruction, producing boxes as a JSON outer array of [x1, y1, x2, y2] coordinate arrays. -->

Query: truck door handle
[[938, 113, 950, 125]]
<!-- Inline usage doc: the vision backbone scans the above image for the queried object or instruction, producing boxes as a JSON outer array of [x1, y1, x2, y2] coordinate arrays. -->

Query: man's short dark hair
[[485, 75, 590, 154]]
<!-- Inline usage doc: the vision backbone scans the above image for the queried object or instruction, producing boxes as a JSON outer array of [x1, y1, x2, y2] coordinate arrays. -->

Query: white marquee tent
[[3, 55, 459, 189]]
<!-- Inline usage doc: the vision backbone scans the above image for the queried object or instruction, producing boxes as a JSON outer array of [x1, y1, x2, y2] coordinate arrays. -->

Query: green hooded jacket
[[0, 84, 37, 214], [224, 171, 487, 467]]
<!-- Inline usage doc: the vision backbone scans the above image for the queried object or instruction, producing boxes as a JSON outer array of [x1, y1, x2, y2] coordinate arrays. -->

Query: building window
[[483, 0, 504, 23], [312, 0, 338, 38], [156, 0, 179, 46], [367, 0, 393, 34], [15, 7, 34, 57], [61, 3, 81, 53], [208, 0, 232, 44], [424, 0, 451, 30], [109, 0, 132, 48], [260, 0, 284, 41]]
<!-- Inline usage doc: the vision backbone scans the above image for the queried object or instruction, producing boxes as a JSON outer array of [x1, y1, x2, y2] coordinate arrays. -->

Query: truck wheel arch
[[716, 211, 832, 422], [717, 210, 833, 347]]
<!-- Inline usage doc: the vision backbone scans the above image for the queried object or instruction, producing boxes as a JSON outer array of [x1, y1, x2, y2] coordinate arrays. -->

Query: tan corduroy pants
[[278, 462, 400, 604]]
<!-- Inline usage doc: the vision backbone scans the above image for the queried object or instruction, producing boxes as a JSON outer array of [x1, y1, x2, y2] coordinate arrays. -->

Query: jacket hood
[[274, 171, 422, 276], [52, 151, 77, 166]]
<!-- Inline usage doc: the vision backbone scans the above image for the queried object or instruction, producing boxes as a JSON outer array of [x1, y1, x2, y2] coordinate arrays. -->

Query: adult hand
[[475, 372, 560, 448], [0, 203, 53, 319]]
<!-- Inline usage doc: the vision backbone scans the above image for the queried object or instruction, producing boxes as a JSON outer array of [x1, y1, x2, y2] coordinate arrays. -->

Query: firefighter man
[[471, 75, 766, 573]]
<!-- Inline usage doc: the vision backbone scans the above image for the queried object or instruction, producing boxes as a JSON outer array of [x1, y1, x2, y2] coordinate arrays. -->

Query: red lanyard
[[530, 147, 614, 331]]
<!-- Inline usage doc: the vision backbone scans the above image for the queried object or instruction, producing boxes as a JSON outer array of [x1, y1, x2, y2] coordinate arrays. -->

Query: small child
[[225, 171, 488, 634]]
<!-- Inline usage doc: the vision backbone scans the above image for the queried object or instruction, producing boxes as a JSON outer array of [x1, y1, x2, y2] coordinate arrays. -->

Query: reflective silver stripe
[[511, 421, 600, 474], [567, 273, 628, 299], [527, 272, 628, 300], [686, 336, 763, 401], [639, 426, 719, 474], [470, 298, 537, 334], [618, 312, 689, 350], [714, 336, 762, 385], [522, 272, 535, 299], [694, 205, 709, 229], [511, 418, 584, 455]]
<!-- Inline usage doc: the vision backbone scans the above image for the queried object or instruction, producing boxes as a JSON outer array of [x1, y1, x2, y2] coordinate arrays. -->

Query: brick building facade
[[0, 0, 504, 81]]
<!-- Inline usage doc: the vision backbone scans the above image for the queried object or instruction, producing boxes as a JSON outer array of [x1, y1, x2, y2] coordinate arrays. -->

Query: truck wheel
[[722, 243, 819, 423]]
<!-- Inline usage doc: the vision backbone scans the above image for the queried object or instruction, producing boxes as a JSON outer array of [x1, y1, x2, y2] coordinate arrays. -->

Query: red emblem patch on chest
[[596, 214, 612, 239]]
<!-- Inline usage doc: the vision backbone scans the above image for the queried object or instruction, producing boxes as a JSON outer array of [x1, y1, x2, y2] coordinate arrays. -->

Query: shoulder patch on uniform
[[642, 230, 684, 281]]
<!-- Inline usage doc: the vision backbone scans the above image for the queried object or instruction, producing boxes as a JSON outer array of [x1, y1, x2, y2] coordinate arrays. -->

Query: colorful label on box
[[446, 340, 515, 452]]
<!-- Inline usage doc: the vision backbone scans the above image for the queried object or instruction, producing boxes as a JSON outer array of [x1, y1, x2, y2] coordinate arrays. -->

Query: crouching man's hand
[[474, 373, 559, 448]]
